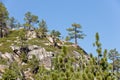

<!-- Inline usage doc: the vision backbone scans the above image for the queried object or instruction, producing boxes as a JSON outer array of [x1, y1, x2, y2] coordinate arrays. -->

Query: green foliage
[[7, 17, 17, 29], [108, 48, 120, 75], [108, 48, 119, 61], [24, 11, 39, 30], [0, 37, 13, 53], [0, 2, 9, 23], [0, 57, 7, 65], [28, 55, 39, 72], [37, 19, 48, 38], [18, 29, 27, 47], [20, 52, 28, 63], [50, 30, 61, 38], [0, 2, 9, 38], [93, 32, 102, 65], [2, 61, 23, 80], [65, 36, 70, 41]]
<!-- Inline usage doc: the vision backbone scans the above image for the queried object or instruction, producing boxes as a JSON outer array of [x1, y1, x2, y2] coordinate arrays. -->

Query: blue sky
[[2, 0, 120, 56]]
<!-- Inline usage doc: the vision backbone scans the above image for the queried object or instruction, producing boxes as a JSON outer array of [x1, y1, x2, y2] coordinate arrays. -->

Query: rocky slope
[[0, 29, 89, 79]]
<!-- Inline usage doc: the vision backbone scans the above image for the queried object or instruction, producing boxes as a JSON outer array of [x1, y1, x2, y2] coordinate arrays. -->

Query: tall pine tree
[[67, 23, 85, 45]]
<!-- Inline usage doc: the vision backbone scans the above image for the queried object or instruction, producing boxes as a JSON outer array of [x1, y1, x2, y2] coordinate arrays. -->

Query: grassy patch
[[0, 41, 13, 53], [0, 30, 23, 53], [64, 42, 73, 45], [0, 58, 8, 65], [27, 38, 61, 52]]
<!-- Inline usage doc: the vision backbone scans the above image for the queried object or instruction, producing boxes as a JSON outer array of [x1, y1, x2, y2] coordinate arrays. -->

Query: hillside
[[0, 29, 89, 80], [1, 2, 120, 79]]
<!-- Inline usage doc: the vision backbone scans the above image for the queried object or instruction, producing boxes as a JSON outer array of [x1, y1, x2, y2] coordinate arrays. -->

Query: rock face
[[1, 52, 14, 62], [28, 47, 53, 60], [10, 45, 54, 69], [28, 45, 54, 69]]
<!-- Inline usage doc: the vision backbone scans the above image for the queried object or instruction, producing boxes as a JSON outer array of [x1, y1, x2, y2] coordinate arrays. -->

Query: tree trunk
[[113, 58, 115, 73], [28, 20, 31, 30], [74, 27, 77, 45]]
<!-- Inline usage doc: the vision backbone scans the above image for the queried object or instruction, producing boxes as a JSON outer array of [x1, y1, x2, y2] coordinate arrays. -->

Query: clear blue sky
[[2, 0, 120, 56]]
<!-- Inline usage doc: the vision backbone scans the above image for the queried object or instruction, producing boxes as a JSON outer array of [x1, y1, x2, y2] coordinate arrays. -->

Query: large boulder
[[28, 47, 53, 60], [27, 45, 54, 70]]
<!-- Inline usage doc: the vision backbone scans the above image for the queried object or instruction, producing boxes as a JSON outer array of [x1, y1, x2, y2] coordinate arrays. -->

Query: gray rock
[[10, 45, 20, 51], [1, 52, 14, 62], [28, 48, 53, 60], [28, 45, 40, 50], [73, 51, 81, 58]]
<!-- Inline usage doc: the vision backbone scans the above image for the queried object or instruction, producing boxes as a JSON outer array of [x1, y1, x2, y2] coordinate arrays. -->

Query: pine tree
[[67, 23, 85, 45], [108, 48, 120, 73], [37, 19, 48, 38], [93, 32, 102, 65], [7, 17, 17, 29], [0, 2, 9, 38], [24, 11, 39, 30], [50, 30, 61, 38]]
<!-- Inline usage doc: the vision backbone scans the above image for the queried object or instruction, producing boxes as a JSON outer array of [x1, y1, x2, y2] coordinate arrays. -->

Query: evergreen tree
[[93, 32, 102, 65], [7, 17, 17, 29], [67, 23, 85, 45], [37, 19, 48, 38], [108, 48, 120, 73], [24, 11, 39, 30], [16, 22, 22, 29], [0, 2, 8, 38], [92, 32, 115, 80], [49, 30, 61, 48], [50, 30, 61, 38]]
